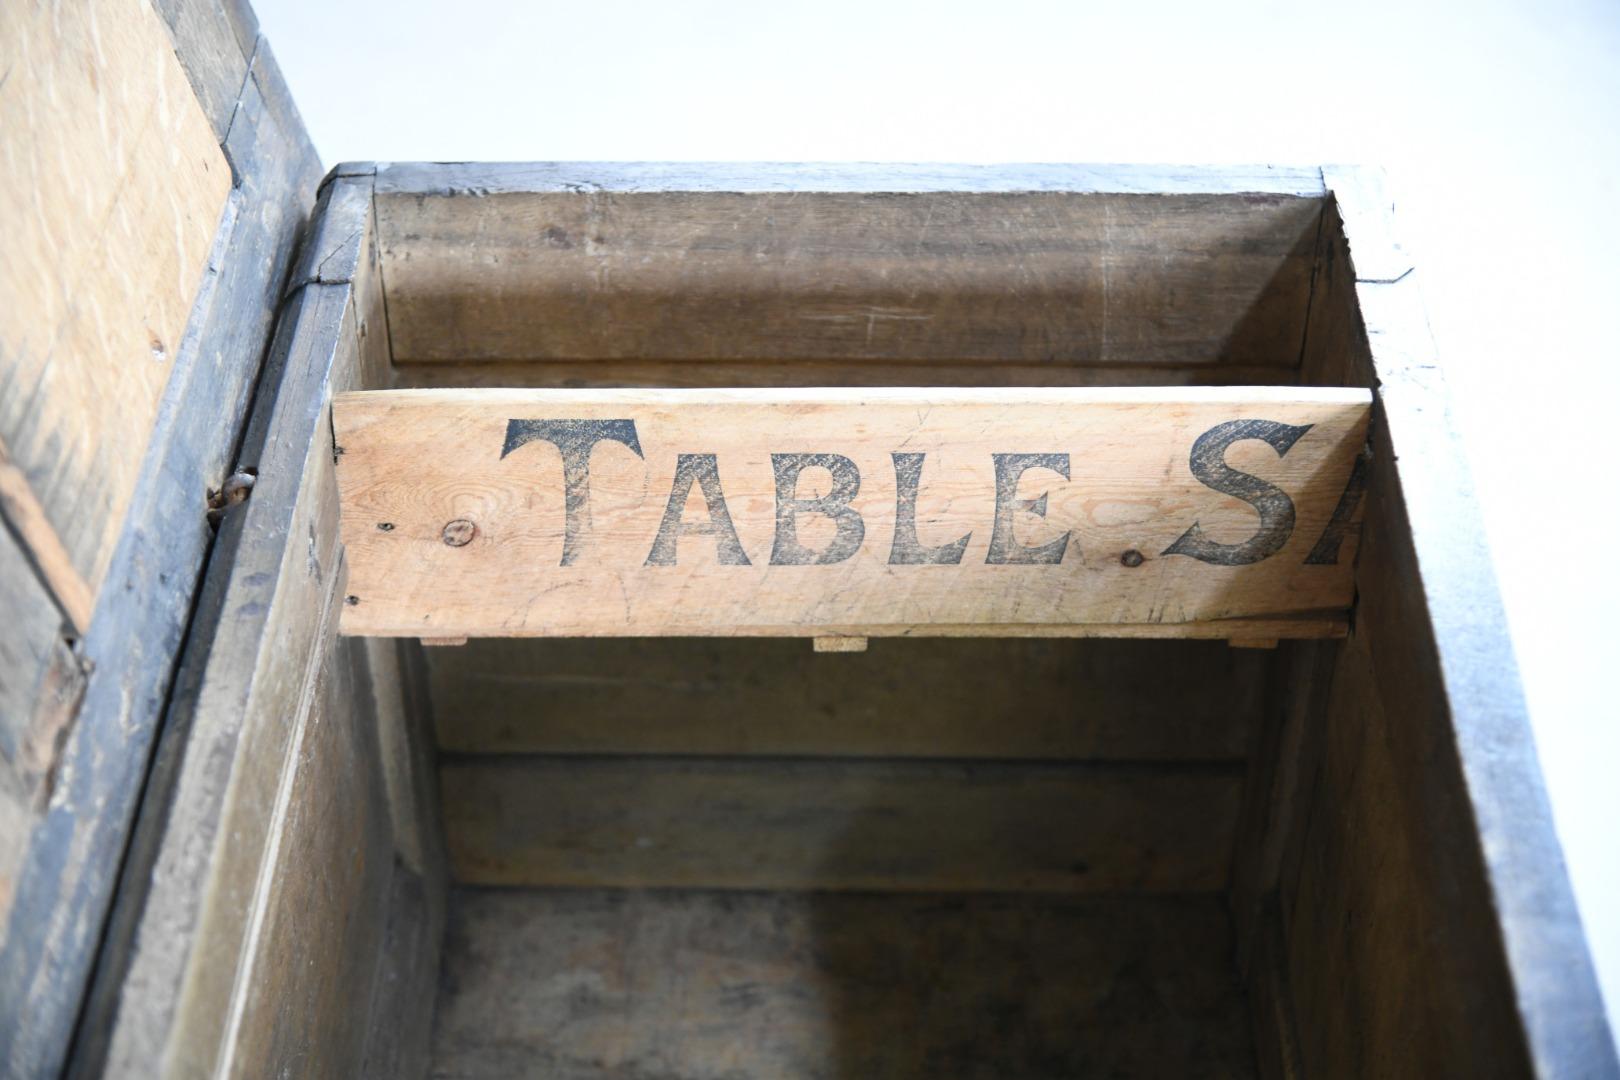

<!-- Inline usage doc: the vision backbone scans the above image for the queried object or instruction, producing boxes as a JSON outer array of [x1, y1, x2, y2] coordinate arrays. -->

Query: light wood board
[[334, 386, 1370, 639], [0, 0, 230, 595]]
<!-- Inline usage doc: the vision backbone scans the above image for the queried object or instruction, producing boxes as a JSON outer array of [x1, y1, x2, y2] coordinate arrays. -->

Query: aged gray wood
[[0, 36, 320, 1080], [430, 888, 1258, 1080], [441, 755, 1243, 892], [430, 637, 1266, 761], [1227, 639, 1338, 977], [375, 169, 1323, 368], [213, 634, 394, 1078], [359, 639, 449, 1080], [0, 529, 72, 930], [374, 160, 1326, 197], [1274, 167, 1618, 1078], [150, 0, 258, 140], [74, 176, 427, 1078]]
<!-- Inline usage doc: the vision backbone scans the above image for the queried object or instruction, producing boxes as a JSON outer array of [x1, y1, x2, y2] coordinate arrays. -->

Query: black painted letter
[[502, 419, 644, 566], [986, 453, 1071, 565], [889, 453, 970, 565], [769, 453, 864, 565], [1162, 419, 1311, 566], [645, 454, 751, 566], [1304, 445, 1370, 565]]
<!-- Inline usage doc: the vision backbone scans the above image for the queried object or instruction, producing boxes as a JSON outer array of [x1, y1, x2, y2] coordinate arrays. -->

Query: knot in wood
[[442, 519, 477, 547]]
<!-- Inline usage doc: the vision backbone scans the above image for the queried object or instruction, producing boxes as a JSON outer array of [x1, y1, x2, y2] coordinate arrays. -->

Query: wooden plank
[[441, 756, 1243, 892], [0, 436, 93, 633], [93, 282, 359, 1077], [374, 160, 1328, 198], [85, 224, 372, 1076], [1273, 169, 1619, 1078], [428, 637, 1268, 761], [213, 635, 393, 1080], [431, 888, 1258, 1080], [376, 183, 1323, 368], [390, 359, 1310, 390], [0, 529, 75, 933], [0, 0, 231, 595], [82, 172, 447, 1080], [334, 386, 1369, 639], [2, 40, 321, 1080], [151, 0, 258, 141]]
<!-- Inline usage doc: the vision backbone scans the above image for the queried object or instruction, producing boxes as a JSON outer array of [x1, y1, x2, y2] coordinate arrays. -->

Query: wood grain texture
[[441, 756, 1243, 892], [374, 160, 1326, 197], [335, 387, 1369, 639], [0, 0, 230, 595], [377, 183, 1322, 368], [0, 435, 92, 633], [95, 282, 360, 1078], [430, 888, 1258, 1080], [0, 529, 74, 932], [2, 38, 321, 1080], [428, 637, 1267, 761], [151, 0, 258, 140], [81, 171, 448, 1080], [390, 359, 1309, 391], [1275, 169, 1619, 1078], [78, 185, 373, 1080], [212, 635, 394, 1080]]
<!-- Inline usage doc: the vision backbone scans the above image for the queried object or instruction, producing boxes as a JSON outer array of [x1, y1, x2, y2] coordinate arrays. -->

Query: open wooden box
[[30, 161, 1599, 1079], [2, 7, 1612, 1077]]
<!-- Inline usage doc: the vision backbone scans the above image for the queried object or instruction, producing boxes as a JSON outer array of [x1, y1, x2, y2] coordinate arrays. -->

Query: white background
[[255, 0, 1618, 1034]]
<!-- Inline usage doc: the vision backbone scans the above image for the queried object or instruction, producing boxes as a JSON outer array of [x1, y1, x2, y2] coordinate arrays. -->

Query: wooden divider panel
[[334, 386, 1369, 640]]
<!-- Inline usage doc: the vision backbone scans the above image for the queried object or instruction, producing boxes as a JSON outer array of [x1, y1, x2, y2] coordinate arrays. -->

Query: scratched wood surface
[[374, 166, 1322, 370], [0, 0, 230, 597], [334, 386, 1369, 639], [430, 889, 1257, 1080]]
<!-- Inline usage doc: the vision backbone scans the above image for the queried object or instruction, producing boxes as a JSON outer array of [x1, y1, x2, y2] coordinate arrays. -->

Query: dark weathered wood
[[0, 36, 320, 1079], [391, 359, 1308, 390], [214, 635, 394, 1078], [1227, 639, 1338, 975], [76, 172, 448, 1080], [1273, 167, 1619, 1078], [375, 163, 1324, 369], [362, 861, 443, 1080], [441, 755, 1243, 892], [75, 179, 391, 1077], [1246, 901, 1305, 1080], [429, 637, 1266, 761], [359, 642, 449, 1080], [150, 0, 258, 140], [0, 529, 73, 930], [430, 888, 1258, 1080]]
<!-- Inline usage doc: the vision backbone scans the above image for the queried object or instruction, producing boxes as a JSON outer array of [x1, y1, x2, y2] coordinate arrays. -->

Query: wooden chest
[[1, 7, 1614, 1078]]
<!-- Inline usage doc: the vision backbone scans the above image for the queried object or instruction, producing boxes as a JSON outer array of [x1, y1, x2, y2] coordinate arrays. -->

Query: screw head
[[1120, 549, 1145, 568], [442, 519, 477, 547]]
